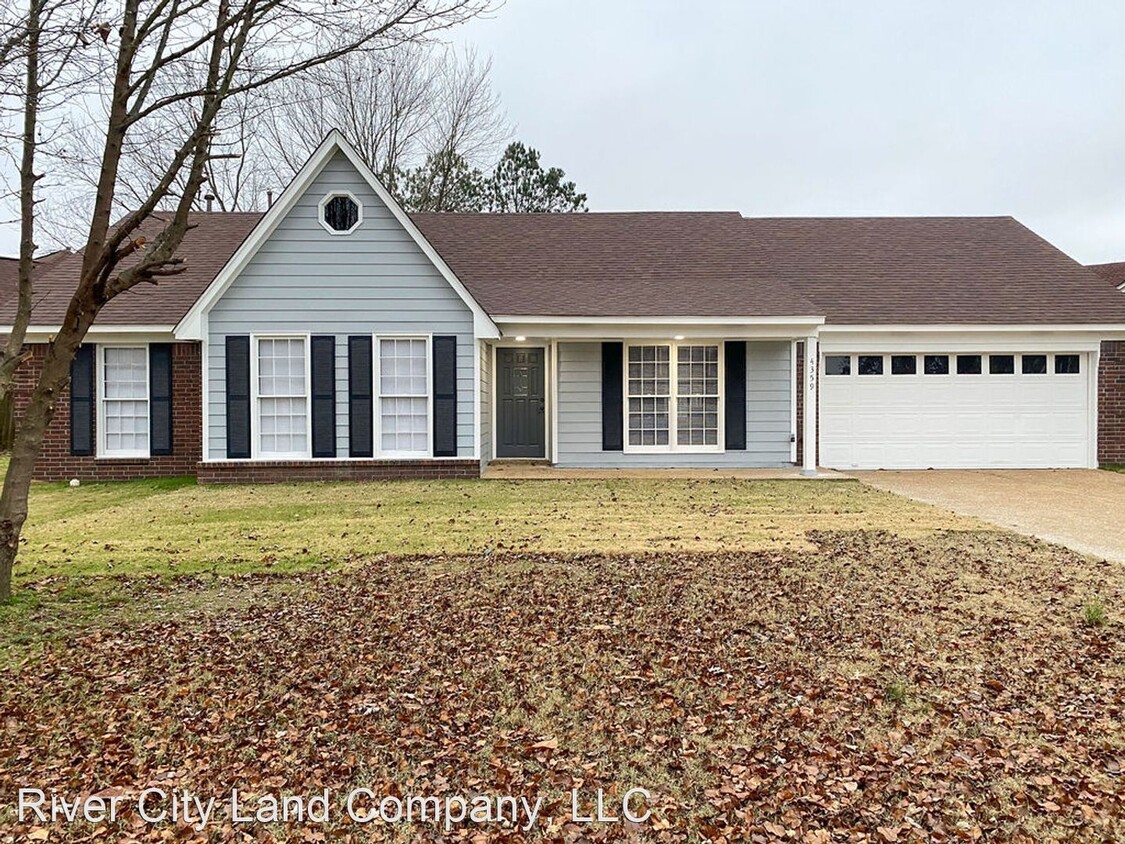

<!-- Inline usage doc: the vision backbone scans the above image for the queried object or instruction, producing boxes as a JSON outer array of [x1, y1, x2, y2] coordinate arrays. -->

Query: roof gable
[[176, 130, 498, 339]]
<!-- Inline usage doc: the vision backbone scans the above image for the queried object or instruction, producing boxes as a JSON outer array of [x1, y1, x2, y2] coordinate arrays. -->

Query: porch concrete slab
[[482, 464, 850, 480], [852, 469, 1125, 563]]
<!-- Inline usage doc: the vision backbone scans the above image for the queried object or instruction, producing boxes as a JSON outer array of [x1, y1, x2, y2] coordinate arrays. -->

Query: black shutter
[[70, 344, 95, 456], [149, 343, 174, 456], [348, 336, 373, 457], [601, 342, 623, 451], [724, 341, 747, 451], [225, 336, 251, 459], [432, 335, 458, 457], [311, 335, 336, 458]]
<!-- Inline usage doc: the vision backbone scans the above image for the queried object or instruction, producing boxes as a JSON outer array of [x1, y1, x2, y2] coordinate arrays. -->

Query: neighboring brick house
[[4, 129, 1125, 483]]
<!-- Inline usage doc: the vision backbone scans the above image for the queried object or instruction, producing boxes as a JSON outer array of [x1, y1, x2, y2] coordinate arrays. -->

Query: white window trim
[[96, 344, 151, 459], [250, 333, 312, 460], [374, 333, 433, 459], [317, 190, 364, 236], [622, 341, 725, 454]]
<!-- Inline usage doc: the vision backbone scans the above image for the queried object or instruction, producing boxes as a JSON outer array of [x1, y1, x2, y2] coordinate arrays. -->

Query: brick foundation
[[1099, 340, 1125, 465], [14, 342, 202, 481], [196, 459, 482, 484]]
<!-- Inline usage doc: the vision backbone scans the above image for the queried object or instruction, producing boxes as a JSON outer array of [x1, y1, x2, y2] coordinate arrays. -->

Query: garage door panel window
[[891, 355, 917, 375], [825, 355, 851, 376], [626, 343, 721, 451], [858, 356, 884, 376], [957, 355, 982, 375], [989, 355, 1015, 375], [1021, 354, 1047, 375], [1055, 354, 1081, 374], [924, 355, 949, 375]]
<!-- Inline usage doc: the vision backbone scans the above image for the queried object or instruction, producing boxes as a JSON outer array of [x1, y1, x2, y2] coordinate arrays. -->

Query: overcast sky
[[4, 0, 1124, 263], [448, 0, 1125, 264]]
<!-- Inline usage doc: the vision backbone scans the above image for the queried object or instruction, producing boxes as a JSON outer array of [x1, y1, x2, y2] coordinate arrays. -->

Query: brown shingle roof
[[1088, 261, 1125, 289], [737, 216, 1125, 325], [0, 212, 262, 327], [0, 257, 17, 311], [412, 212, 821, 318], [5, 210, 1124, 328]]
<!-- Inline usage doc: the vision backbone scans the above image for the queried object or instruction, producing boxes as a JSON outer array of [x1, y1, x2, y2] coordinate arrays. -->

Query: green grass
[[1103, 464, 1125, 474], [13, 473, 977, 585], [0, 456, 980, 665]]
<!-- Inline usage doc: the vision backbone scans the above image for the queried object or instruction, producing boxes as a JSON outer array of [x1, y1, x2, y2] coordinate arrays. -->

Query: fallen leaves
[[0, 530, 1122, 842]]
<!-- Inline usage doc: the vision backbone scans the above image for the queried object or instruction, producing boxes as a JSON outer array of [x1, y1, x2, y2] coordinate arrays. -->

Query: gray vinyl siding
[[206, 150, 475, 460], [479, 340, 492, 465], [555, 341, 793, 468]]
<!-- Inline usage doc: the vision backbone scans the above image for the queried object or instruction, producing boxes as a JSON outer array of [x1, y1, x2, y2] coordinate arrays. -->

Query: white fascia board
[[174, 129, 499, 341], [11, 325, 179, 343], [819, 323, 1125, 334], [494, 315, 826, 341], [494, 315, 827, 325], [819, 326, 1112, 353]]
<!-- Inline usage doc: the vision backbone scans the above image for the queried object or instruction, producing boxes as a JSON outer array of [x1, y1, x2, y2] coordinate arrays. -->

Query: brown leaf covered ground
[[1, 529, 1122, 843]]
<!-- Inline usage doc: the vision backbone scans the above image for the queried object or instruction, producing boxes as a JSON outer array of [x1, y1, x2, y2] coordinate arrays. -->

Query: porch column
[[802, 335, 818, 476]]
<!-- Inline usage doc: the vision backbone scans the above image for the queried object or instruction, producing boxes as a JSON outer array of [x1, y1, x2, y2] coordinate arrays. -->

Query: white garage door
[[820, 352, 1091, 469]]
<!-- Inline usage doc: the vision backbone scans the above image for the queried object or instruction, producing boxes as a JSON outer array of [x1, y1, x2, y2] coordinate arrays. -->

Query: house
[[4, 130, 1125, 482]]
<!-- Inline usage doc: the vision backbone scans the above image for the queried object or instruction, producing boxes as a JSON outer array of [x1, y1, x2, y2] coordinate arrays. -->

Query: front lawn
[[1, 470, 1122, 840], [1, 532, 1122, 841]]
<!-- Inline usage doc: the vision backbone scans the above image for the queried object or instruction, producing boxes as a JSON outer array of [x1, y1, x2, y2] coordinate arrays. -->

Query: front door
[[496, 347, 546, 458]]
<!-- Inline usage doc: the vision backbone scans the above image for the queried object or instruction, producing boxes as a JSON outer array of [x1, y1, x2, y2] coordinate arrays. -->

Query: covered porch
[[479, 317, 824, 475]]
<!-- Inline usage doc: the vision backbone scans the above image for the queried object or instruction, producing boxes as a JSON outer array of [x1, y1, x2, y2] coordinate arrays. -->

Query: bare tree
[[0, 0, 489, 602], [247, 42, 507, 207]]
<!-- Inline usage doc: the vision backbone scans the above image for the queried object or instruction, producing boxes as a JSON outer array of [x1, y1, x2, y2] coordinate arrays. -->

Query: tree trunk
[[0, 0, 41, 402], [0, 337, 77, 602]]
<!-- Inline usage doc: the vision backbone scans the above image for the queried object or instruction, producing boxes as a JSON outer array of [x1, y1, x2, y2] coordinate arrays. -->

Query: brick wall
[[197, 459, 481, 484], [1099, 340, 1125, 465], [793, 341, 819, 467], [13, 342, 202, 481]]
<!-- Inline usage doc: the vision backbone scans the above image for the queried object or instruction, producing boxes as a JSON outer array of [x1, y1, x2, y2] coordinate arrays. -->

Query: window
[[626, 343, 721, 450], [1055, 354, 1081, 374], [100, 347, 149, 457], [318, 192, 362, 234], [1022, 354, 1047, 375], [989, 354, 1015, 375], [676, 345, 720, 446], [379, 337, 429, 455], [957, 355, 982, 375], [924, 355, 949, 375], [857, 355, 884, 375], [627, 345, 671, 447], [257, 337, 308, 457], [891, 355, 917, 375], [825, 355, 851, 375]]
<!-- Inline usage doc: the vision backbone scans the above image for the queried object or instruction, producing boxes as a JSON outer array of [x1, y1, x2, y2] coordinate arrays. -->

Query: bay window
[[256, 337, 309, 457], [378, 337, 430, 456], [626, 343, 722, 451], [100, 346, 149, 457]]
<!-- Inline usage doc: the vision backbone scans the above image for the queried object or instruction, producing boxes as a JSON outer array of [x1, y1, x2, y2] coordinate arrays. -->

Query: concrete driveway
[[852, 469, 1125, 563]]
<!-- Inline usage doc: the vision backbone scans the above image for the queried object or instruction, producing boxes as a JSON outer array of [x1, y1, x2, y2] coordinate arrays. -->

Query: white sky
[[4, 0, 1124, 263]]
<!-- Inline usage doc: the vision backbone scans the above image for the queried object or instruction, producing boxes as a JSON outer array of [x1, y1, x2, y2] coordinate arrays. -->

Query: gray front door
[[497, 347, 546, 458]]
